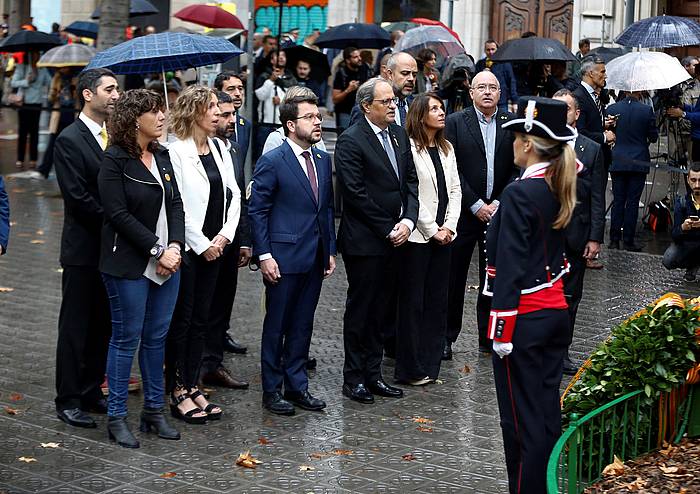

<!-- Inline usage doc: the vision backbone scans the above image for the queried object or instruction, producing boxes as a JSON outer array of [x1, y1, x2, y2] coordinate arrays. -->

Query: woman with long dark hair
[[485, 96, 577, 493], [98, 89, 185, 448], [396, 93, 461, 385]]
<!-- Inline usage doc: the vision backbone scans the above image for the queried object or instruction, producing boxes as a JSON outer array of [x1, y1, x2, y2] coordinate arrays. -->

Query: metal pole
[[624, 0, 636, 30], [245, 0, 255, 183], [447, 0, 454, 30]]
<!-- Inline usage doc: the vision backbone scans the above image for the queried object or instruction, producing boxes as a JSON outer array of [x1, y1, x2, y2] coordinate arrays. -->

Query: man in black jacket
[[200, 91, 251, 390], [663, 163, 700, 281], [54, 68, 119, 428], [335, 78, 419, 404], [553, 89, 606, 374], [444, 71, 516, 357]]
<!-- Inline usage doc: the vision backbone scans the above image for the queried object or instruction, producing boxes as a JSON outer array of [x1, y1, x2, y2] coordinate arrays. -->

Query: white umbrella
[[605, 51, 690, 91]]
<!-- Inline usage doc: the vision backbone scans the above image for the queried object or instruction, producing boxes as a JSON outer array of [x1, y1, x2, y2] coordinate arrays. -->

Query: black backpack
[[643, 200, 672, 232]]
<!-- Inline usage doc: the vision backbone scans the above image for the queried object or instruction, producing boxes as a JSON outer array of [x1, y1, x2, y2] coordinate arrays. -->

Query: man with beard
[[333, 46, 371, 134], [249, 93, 336, 415], [294, 60, 322, 99], [215, 71, 251, 168], [54, 68, 120, 428], [663, 162, 700, 281], [199, 91, 251, 390]]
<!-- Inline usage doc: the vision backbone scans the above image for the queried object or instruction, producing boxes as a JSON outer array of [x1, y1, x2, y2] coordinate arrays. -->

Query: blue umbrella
[[65, 21, 99, 40], [91, 0, 159, 19], [615, 15, 700, 48], [315, 23, 391, 49], [85, 32, 242, 75]]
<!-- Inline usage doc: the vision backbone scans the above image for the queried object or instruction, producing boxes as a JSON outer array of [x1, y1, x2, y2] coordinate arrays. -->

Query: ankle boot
[[140, 407, 180, 440], [107, 416, 139, 448]]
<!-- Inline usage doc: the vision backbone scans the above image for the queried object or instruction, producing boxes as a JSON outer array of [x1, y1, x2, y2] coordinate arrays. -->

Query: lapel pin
[[164, 173, 171, 182], [239, 118, 245, 125], [579, 146, 584, 151]]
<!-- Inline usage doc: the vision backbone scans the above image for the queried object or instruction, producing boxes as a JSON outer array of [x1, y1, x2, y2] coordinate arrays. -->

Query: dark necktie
[[301, 151, 318, 202], [380, 130, 400, 178], [397, 99, 407, 127], [592, 92, 604, 124]]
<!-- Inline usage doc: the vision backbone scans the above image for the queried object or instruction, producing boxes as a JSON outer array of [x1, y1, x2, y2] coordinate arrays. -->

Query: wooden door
[[490, 0, 573, 47]]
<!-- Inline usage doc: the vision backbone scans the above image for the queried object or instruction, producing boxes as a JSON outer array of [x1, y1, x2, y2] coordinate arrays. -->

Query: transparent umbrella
[[394, 25, 464, 61], [605, 51, 690, 92]]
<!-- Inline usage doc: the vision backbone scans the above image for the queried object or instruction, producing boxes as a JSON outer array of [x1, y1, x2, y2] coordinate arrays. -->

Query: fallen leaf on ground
[[11, 189, 25, 193], [34, 191, 44, 196], [4, 407, 19, 415], [659, 465, 680, 474], [16, 233, 31, 237], [159, 472, 177, 478], [0, 287, 14, 293], [417, 426, 433, 433], [434, 379, 444, 384], [412, 417, 434, 424], [35, 230, 44, 235], [402, 453, 416, 461], [331, 449, 353, 456], [602, 455, 625, 476], [40, 443, 60, 448], [235, 451, 261, 469], [30, 239, 45, 244], [299, 465, 314, 471], [9, 221, 17, 226], [308, 452, 327, 460], [258, 437, 270, 445], [9, 393, 22, 401], [619, 477, 646, 490], [18, 457, 36, 463], [459, 365, 471, 374]]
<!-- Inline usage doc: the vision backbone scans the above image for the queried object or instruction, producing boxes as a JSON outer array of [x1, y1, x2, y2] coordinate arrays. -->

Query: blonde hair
[[283, 85, 316, 102], [521, 133, 577, 229], [170, 85, 216, 140]]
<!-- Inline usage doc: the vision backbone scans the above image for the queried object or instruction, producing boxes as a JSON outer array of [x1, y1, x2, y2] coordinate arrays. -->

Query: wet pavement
[[0, 113, 698, 493]]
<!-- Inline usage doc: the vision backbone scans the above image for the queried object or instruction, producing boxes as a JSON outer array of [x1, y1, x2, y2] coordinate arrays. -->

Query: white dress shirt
[[78, 112, 107, 148]]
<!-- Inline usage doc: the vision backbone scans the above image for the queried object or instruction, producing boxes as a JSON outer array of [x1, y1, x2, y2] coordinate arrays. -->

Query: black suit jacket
[[97, 145, 185, 279], [566, 134, 606, 254], [335, 117, 419, 256], [444, 106, 516, 233], [573, 84, 605, 146], [221, 139, 251, 247], [54, 118, 105, 267]]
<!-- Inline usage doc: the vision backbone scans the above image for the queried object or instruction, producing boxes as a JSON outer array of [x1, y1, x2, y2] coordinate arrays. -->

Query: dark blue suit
[[249, 141, 336, 393], [233, 113, 251, 165], [607, 97, 658, 244], [0, 176, 8, 254]]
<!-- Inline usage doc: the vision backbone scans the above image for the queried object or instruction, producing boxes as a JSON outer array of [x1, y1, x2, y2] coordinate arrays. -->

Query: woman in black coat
[[98, 89, 185, 448]]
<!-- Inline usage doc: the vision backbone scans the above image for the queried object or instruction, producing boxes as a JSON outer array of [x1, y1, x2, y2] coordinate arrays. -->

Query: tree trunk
[[9, 0, 31, 34], [97, 0, 130, 51]]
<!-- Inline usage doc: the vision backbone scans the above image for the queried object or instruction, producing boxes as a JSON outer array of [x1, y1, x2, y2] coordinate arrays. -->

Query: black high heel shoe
[[140, 407, 180, 440], [107, 416, 139, 448], [169, 388, 207, 424], [189, 388, 222, 420]]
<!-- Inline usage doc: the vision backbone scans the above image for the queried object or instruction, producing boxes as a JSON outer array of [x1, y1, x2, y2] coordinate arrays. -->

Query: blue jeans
[[102, 272, 180, 417]]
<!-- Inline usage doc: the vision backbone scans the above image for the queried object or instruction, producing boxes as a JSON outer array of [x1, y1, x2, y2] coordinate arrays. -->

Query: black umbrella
[[91, 0, 159, 19], [315, 23, 391, 49], [491, 37, 576, 62], [0, 30, 62, 52], [587, 46, 626, 64], [284, 45, 330, 82]]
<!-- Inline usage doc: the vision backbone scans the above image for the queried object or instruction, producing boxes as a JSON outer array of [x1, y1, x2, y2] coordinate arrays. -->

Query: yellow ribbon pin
[[164, 173, 171, 182]]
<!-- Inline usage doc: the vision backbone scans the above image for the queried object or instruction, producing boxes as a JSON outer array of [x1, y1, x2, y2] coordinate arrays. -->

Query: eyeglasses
[[473, 84, 500, 93], [294, 113, 323, 123], [373, 98, 397, 107]]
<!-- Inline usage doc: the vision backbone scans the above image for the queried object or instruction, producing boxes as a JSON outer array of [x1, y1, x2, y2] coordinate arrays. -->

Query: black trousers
[[201, 239, 240, 374], [492, 309, 569, 494], [342, 250, 400, 386], [166, 250, 221, 392], [395, 241, 451, 382], [446, 227, 490, 348], [55, 266, 111, 411], [563, 250, 586, 341], [17, 104, 41, 162], [663, 241, 700, 270]]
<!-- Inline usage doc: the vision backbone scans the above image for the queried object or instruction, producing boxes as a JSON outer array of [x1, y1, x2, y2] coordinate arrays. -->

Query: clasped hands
[[388, 222, 410, 246], [155, 245, 182, 276], [202, 235, 230, 262], [432, 227, 454, 245], [475, 202, 498, 223]]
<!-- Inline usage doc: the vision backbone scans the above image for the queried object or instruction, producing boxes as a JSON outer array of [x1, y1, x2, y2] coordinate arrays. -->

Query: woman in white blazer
[[395, 93, 462, 386], [165, 86, 241, 423]]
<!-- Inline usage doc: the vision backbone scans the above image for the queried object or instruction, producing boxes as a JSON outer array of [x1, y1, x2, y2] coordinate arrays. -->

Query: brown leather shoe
[[201, 367, 249, 389]]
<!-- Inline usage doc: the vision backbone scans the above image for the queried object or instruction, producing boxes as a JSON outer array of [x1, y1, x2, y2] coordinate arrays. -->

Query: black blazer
[[97, 145, 185, 279], [565, 134, 606, 254], [444, 106, 517, 233], [54, 118, 106, 267], [335, 117, 419, 256], [572, 83, 605, 146]]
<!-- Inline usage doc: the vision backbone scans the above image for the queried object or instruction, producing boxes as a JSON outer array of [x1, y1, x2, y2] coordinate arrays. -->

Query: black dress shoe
[[609, 240, 620, 250], [82, 398, 108, 414], [342, 383, 374, 404], [623, 242, 642, 252], [442, 341, 453, 361], [367, 379, 403, 398], [305, 357, 317, 370], [201, 367, 249, 389], [107, 416, 139, 448], [262, 392, 295, 416], [284, 390, 326, 411], [224, 334, 247, 354], [57, 407, 97, 428], [562, 356, 578, 376]]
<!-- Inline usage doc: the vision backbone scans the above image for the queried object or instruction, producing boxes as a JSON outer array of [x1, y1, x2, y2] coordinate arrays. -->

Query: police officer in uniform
[[484, 96, 578, 493]]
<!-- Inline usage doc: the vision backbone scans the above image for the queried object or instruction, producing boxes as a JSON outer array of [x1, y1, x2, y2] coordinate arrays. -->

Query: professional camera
[[656, 84, 684, 114]]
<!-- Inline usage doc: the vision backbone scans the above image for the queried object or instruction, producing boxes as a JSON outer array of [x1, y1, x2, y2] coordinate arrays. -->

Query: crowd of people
[[1, 22, 700, 493]]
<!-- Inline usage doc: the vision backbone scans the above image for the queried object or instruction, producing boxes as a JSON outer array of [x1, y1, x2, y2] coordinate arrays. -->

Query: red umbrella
[[410, 18, 462, 45], [174, 4, 244, 30]]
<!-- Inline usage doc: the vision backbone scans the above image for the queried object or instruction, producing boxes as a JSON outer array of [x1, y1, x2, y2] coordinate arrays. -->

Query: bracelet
[[167, 244, 181, 252]]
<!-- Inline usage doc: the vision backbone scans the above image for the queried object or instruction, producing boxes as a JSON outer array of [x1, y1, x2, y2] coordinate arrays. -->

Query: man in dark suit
[[553, 89, 606, 374], [249, 93, 336, 415], [54, 68, 120, 428], [0, 176, 8, 256], [200, 91, 251, 390], [215, 71, 251, 168], [444, 70, 516, 358], [335, 78, 419, 404]]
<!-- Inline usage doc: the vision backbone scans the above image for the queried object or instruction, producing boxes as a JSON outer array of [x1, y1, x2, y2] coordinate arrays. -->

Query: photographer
[[663, 57, 699, 162], [663, 163, 700, 281]]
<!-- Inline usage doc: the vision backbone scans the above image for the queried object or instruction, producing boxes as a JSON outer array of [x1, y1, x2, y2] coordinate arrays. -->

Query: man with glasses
[[249, 93, 336, 416], [335, 78, 419, 404], [444, 71, 516, 359]]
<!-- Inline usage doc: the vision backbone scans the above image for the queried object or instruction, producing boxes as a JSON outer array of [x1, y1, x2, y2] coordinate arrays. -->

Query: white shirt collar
[[286, 135, 312, 158], [365, 116, 388, 136], [581, 80, 597, 96], [79, 112, 105, 137], [520, 162, 551, 180]]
